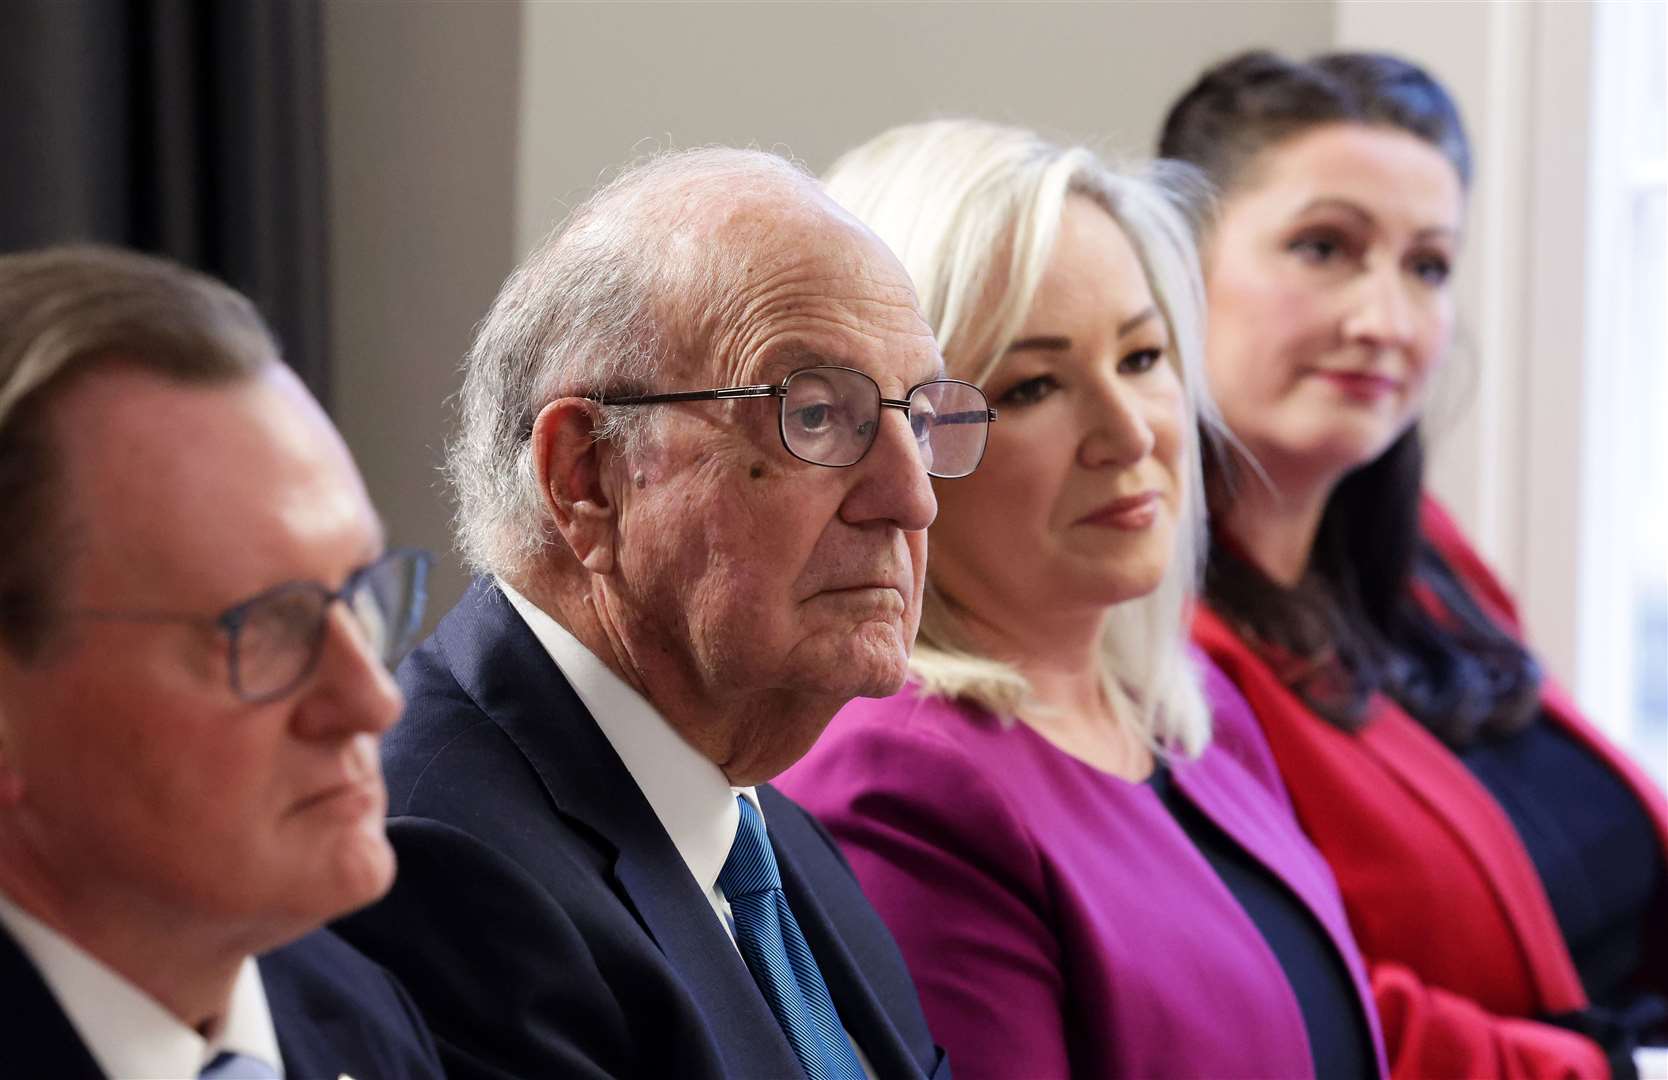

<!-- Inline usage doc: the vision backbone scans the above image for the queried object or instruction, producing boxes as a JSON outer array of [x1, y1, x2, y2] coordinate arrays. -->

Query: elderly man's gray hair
[[447, 147, 818, 580]]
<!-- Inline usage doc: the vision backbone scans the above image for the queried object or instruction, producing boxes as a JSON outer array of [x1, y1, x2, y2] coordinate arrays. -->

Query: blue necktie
[[718, 795, 865, 1080], [198, 1050, 280, 1079]]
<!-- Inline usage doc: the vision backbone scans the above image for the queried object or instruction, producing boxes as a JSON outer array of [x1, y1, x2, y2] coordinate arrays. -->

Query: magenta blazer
[[777, 655, 1388, 1079]]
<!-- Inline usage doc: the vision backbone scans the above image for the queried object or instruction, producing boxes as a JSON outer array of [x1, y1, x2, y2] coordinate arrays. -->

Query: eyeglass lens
[[781, 369, 877, 469], [780, 367, 988, 479], [230, 551, 429, 702], [907, 380, 990, 479]]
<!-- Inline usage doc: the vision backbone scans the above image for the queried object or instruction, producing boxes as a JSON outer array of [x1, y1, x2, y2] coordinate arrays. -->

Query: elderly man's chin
[[791, 614, 917, 702]]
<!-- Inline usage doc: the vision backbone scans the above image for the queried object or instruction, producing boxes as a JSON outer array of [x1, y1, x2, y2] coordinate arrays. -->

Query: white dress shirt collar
[[497, 579, 760, 920], [0, 890, 283, 1079], [497, 580, 878, 1079]]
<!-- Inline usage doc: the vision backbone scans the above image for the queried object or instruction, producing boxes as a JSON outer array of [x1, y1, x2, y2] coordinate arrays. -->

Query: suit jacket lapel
[[0, 924, 104, 1079], [608, 850, 803, 1078], [435, 579, 802, 1078], [264, 971, 304, 1078], [773, 830, 919, 1078]]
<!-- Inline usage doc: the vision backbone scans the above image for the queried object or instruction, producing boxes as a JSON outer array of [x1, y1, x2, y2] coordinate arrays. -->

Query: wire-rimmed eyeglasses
[[591, 365, 996, 479], [45, 549, 431, 703]]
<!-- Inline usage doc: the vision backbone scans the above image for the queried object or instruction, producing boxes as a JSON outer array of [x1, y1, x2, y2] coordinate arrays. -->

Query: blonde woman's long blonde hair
[[824, 119, 1221, 757]]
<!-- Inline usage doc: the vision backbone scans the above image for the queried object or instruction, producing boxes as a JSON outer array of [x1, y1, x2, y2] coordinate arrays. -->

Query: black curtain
[[0, 0, 332, 408]]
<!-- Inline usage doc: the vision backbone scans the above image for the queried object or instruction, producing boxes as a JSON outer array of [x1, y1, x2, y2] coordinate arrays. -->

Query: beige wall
[[517, 1, 1335, 253], [324, 0, 523, 622]]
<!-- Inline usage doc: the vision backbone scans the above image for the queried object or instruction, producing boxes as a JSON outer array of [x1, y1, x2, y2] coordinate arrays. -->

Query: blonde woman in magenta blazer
[[778, 120, 1387, 1079]]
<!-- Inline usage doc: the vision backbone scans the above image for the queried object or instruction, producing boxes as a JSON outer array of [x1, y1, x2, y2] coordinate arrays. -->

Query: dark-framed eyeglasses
[[51, 548, 431, 704], [592, 365, 996, 479]]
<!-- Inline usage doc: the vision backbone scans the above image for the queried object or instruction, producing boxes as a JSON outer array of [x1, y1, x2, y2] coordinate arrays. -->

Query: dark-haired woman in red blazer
[[1162, 49, 1668, 1079], [1196, 499, 1668, 1077]]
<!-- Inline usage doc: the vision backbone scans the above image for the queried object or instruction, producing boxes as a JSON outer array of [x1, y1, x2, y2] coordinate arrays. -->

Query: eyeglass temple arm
[[933, 408, 999, 424], [881, 399, 998, 424], [592, 385, 780, 406]]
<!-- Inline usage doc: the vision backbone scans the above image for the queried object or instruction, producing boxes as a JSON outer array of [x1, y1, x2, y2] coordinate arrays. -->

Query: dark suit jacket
[[334, 578, 947, 1080], [0, 923, 443, 1080]]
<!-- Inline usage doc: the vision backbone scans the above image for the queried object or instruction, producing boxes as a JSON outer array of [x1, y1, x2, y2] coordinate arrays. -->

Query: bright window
[[1581, 0, 1667, 786]]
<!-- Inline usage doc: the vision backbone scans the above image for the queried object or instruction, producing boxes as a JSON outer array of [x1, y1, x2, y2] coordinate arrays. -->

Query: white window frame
[[1579, 0, 1666, 772]]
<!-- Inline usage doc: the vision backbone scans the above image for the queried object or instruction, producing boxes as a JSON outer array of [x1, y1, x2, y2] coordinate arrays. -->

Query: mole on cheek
[[749, 461, 766, 480]]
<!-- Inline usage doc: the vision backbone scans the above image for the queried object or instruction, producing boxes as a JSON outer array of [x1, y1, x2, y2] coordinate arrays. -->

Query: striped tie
[[718, 795, 865, 1080]]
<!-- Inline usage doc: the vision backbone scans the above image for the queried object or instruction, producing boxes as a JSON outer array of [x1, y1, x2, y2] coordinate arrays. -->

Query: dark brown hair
[[0, 245, 276, 658], [1160, 51, 1540, 748], [1159, 49, 1472, 196]]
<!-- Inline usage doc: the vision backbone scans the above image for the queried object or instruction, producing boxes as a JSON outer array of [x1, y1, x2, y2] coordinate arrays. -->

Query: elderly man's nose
[[293, 606, 404, 740], [843, 408, 937, 531]]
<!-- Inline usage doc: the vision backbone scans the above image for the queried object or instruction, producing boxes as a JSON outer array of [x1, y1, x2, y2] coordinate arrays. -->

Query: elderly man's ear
[[532, 398, 623, 576]]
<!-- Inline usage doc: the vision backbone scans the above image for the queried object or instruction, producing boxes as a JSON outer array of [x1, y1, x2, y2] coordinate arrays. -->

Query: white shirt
[[0, 891, 283, 1079], [499, 579, 759, 939], [497, 581, 878, 1078]]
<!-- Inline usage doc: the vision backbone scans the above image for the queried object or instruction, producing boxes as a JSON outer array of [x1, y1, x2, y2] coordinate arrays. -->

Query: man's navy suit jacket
[[0, 924, 443, 1079], [334, 579, 948, 1080]]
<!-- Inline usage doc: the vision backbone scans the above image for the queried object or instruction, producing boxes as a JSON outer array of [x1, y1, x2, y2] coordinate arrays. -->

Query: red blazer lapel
[[1422, 498, 1668, 870], [1195, 606, 1587, 1013], [1354, 698, 1586, 1012], [1422, 495, 1668, 989]]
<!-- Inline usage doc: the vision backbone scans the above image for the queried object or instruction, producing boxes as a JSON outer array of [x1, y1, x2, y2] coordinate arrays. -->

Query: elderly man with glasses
[[335, 148, 990, 1079], [0, 246, 441, 1079]]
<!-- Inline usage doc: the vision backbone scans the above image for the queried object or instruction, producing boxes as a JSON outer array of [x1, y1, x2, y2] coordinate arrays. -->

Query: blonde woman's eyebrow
[[1006, 335, 1071, 354], [1007, 306, 1158, 354], [1118, 306, 1157, 338]]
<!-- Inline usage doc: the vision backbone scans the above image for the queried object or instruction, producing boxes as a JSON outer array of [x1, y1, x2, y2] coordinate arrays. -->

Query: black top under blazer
[[0, 923, 443, 1080], [334, 578, 948, 1080]]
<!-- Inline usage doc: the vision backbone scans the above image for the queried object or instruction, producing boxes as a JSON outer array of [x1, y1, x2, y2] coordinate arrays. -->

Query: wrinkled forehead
[[674, 194, 943, 395]]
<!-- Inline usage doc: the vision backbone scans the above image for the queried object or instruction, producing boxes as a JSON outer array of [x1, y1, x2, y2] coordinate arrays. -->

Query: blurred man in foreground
[[0, 246, 442, 1079]]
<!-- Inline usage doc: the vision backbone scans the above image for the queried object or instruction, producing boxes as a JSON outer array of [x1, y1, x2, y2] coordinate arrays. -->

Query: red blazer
[[1193, 497, 1668, 1080]]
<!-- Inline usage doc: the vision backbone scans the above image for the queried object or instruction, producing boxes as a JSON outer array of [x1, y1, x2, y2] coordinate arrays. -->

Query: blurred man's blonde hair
[[0, 245, 275, 658]]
